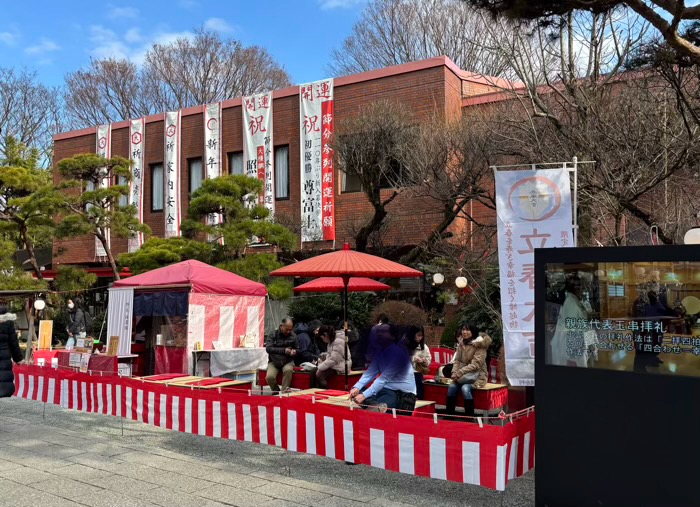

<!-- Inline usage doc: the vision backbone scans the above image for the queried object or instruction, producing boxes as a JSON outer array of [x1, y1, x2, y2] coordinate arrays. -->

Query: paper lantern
[[455, 276, 468, 289]]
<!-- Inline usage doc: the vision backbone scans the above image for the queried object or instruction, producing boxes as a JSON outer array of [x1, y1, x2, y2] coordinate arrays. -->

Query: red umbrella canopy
[[293, 277, 391, 294], [270, 243, 423, 279]]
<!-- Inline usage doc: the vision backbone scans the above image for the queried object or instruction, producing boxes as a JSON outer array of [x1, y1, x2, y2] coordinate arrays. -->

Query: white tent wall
[[106, 287, 134, 356], [186, 293, 266, 374]]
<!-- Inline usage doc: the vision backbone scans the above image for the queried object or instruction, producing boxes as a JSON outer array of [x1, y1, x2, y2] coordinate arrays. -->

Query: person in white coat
[[316, 325, 352, 388], [551, 274, 595, 367]]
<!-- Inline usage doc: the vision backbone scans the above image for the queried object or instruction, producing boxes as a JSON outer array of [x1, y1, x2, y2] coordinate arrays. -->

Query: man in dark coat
[[293, 321, 320, 366], [265, 318, 299, 391], [0, 301, 23, 398]]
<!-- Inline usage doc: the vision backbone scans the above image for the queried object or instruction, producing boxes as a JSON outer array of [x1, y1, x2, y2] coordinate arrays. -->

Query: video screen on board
[[544, 261, 700, 376]]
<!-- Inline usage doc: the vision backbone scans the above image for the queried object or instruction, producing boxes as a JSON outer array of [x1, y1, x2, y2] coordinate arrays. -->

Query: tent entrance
[[132, 290, 189, 376]]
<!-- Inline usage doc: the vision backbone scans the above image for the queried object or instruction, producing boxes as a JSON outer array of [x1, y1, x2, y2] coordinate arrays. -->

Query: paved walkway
[[0, 396, 534, 507]]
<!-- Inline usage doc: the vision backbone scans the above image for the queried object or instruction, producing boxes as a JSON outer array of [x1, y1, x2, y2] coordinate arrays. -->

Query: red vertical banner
[[257, 146, 266, 207], [321, 99, 335, 240]]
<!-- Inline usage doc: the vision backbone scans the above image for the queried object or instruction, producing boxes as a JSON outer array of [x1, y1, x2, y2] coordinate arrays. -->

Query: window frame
[[150, 163, 164, 212], [274, 145, 290, 201], [188, 157, 204, 197], [227, 151, 244, 176]]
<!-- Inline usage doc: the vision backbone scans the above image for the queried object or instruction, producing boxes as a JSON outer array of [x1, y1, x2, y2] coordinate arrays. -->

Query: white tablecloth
[[208, 348, 268, 377]]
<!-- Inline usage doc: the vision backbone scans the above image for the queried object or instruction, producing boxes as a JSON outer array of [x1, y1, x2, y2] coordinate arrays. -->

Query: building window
[[228, 151, 243, 175], [275, 145, 290, 200], [342, 170, 363, 193], [189, 158, 203, 196], [379, 158, 406, 189], [117, 175, 129, 207], [151, 163, 164, 212]]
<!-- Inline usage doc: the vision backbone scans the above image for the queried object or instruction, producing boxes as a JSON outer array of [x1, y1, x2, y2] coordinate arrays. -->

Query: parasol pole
[[342, 274, 350, 391]]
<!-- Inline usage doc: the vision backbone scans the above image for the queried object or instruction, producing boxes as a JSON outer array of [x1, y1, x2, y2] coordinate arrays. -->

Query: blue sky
[[0, 0, 367, 87]]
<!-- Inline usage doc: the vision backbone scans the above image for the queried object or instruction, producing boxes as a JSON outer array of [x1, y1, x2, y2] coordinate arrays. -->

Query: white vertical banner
[[300, 79, 333, 242], [242, 92, 274, 215], [164, 111, 182, 238], [128, 119, 145, 252], [204, 103, 224, 242], [95, 124, 111, 259], [106, 288, 133, 356], [495, 168, 574, 386]]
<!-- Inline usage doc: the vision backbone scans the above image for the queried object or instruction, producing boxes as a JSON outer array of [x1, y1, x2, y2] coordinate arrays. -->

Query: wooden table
[[167, 377, 253, 393], [317, 393, 436, 416]]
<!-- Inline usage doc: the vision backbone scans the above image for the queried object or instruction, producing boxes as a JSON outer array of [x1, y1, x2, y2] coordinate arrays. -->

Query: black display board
[[535, 246, 700, 507]]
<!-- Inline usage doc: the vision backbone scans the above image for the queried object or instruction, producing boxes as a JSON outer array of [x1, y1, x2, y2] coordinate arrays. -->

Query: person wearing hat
[[0, 300, 23, 399]]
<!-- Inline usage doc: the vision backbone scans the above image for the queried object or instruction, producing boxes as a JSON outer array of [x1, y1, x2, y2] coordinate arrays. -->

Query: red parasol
[[293, 277, 391, 293], [269, 243, 423, 279], [271, 243, 422, 389]]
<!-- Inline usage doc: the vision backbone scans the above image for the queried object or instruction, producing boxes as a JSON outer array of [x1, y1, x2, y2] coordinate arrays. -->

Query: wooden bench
[[422, 381, 508, 415], [256, 368, 368, 390], [257, 368, 314, 390], [326, 371, 364, 390]]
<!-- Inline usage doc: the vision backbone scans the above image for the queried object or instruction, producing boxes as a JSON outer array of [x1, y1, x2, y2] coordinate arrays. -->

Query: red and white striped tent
[[107, 260, 266, 373]]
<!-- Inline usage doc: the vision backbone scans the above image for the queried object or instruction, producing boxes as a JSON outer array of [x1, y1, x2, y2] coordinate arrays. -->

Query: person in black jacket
[[66, 298, 87, 341], [0, 301, 23, 398], [293, 321, 320, 366], [265, 318, 299, 392]]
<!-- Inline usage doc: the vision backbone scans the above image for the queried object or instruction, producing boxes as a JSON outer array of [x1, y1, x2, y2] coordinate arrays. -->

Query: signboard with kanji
[[242, 92, 274, 216], [128, 118, 145, 252], [299, 79, 335, 242], [496, 168, 574, 386], [164, 111, 181, 238]]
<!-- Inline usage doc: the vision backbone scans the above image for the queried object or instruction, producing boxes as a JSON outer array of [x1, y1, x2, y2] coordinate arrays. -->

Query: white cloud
[[24, 37, 60, 55], [87, 24, 193, 65], [318, 0, 366, 9], [108, 5, 139, 19], [124, 27, 143, 43], [203, 17, 234, 34], [0, 30, 18, 46], [179, 0, 198, 8]]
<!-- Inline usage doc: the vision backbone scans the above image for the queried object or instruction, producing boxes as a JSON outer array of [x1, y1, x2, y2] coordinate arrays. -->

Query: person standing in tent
[[0, 300, 23, 399], [66, 298, 87, 349], [265, 318, 299, 392]]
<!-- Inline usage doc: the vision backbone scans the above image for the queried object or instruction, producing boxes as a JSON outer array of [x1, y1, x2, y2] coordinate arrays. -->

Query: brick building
[[52, 56, 503, 269]]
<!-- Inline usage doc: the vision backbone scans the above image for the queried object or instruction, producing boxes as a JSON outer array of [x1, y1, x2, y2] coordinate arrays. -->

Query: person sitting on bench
[[265, 318, 298, 392], [446, 323, 492, 419], [350, 323, 416, 414], [316, 326, 351, 388]]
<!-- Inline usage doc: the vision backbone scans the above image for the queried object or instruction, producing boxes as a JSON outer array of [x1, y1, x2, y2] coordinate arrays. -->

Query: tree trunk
[[355, 206, 388, 253], [613, 213, 624, 246], [20, 223, 43, 281], [355, 189, 398, 253], [97, 230, 121, 280]]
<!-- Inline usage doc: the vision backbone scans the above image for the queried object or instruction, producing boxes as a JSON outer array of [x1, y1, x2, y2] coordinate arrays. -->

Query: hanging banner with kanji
[[242, 92, 274, 215], [164, 111, 182, 238], [495, 168, 574, 386], [300, 79, 335, 242], [128, 118, 145, 252], [95, 124, 111, 259], [204, 103, 224, 243]]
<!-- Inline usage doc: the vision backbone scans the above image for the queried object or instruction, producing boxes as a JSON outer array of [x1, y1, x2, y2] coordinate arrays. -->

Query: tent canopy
[[113, 260, 267, 296]]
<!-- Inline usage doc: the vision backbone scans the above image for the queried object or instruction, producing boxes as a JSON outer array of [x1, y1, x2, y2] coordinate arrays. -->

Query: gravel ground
[[0, 396, 534, 507]]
